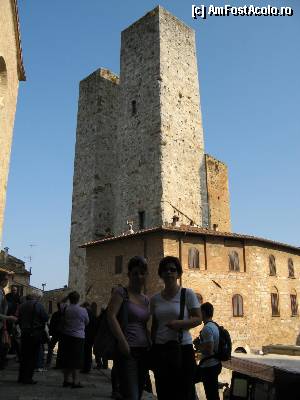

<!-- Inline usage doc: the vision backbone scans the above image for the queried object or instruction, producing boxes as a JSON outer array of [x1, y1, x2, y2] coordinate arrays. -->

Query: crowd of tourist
[[0, 256, 223, 400]]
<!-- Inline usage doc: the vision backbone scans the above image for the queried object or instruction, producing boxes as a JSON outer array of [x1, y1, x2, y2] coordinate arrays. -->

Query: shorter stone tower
[[69, 6, 231, 297]]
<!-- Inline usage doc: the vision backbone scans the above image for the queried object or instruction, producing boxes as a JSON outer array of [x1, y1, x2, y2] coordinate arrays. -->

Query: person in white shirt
[[150, 256, 202, 400]]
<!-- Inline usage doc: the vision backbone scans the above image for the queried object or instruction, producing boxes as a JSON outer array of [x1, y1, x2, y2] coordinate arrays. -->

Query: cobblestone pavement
[[0, 357, 156, 400]]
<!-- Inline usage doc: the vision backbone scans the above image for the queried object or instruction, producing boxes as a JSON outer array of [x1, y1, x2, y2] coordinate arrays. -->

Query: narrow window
[[269, 255, 276, 276], [188, 248, 200, 269], [131, 100, 137, 115], [290, 290, 298, 317], [232, 294, 243, 317], [48, 300, 53, 314], [271, 287, 280, 316], [290, 292, 298, 316], [288, 258, 295, 278], [115, 255, 123, 274], [138, 211, 145, 230], [229, 251, 240, 271]]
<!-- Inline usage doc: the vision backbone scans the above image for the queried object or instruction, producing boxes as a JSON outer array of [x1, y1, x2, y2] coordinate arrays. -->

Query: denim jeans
[[115, 347, 149, 400]]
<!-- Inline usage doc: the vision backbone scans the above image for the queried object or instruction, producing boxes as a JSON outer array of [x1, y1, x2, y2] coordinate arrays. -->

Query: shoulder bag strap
[[178, 288, 186, 343], [118, 287, 129, 332]]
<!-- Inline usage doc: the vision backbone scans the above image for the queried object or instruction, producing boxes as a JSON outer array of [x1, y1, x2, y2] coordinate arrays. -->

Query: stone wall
[[84, 230, 300, 351], [205, 154, 231, 232], [159, 7, 208, 228], [0, 0, 20, 245], [114, 8, 163, 235], [69, 69, 119, 297]]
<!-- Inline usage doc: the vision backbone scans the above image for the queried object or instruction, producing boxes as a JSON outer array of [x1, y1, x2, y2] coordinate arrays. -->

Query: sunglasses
[[130, 271, 148, 277], [163, 267, 178, 273]]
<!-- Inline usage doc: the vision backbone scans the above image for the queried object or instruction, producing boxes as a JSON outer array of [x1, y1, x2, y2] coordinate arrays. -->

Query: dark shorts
[[57, 334, 84, 369]]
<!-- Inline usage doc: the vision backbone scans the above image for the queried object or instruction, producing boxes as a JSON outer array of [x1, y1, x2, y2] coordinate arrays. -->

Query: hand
[[118, 340, 130, 357], [165, 320, 183, 332], [8, 316, 18, 322]]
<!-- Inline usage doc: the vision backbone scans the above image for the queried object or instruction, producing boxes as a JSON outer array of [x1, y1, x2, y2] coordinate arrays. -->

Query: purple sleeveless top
[[115, 287, 150, 348]]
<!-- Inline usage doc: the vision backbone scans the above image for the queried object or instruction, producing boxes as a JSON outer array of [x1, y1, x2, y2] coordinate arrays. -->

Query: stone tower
[[0, 0, 25, 246], [69, 6, 231, 296]]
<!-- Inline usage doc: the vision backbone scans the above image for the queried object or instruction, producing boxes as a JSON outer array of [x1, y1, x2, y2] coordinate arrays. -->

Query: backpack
[[210, 321, 232, 362], [197, 321, 232, 364], [93, 288, 129, 359]]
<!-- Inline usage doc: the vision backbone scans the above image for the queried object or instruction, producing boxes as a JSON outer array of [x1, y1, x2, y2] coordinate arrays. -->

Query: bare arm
[[0, 313, 17, 322], [166, 307, 202, 331], [107, 291, 130, 356], [197, 340, 214, 356]]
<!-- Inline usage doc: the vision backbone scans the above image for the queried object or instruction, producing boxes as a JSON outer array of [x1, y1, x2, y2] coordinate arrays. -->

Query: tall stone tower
[[69, 6, 230, 296], [0, 0, 25, 246]]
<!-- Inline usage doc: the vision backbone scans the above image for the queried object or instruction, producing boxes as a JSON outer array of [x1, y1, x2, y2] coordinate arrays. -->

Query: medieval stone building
[[69, 6, 231, 296], [70, 7, 299, 351], [0, 0, 25, 247]]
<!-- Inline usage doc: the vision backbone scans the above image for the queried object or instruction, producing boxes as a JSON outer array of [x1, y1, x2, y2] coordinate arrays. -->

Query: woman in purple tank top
[[107, 256, 150, 400]]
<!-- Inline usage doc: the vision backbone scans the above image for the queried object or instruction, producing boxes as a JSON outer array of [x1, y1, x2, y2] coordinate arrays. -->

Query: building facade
[[82, 226, 300, 351], [0, 248, 42, 297], [0, 0, 25, 246], [69, 7, 231, 297]]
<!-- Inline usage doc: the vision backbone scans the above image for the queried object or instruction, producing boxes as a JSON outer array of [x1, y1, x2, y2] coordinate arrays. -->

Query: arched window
[[188, 248, 199, 269], [0, 57, 8, 110], [271, 287, 280, 316], [232, 294, 243, 317], [229, 251, 240, 271], [196, 293, 203, 305], [269, 255, 276, 276], [290, 290, 298, 316], [288, 258, 295, 278]]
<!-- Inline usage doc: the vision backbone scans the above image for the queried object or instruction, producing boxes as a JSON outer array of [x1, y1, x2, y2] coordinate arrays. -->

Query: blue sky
[[3, 0, 300, 290]]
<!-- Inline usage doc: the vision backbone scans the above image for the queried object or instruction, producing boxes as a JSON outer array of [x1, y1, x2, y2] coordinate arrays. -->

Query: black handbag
[[94, 287, 129, 359]]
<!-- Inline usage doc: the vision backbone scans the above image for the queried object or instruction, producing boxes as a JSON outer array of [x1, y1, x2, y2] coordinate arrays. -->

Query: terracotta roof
[[11, 0, 26, 81], [79, 224, 300, 252], [80, 225, 300, 253]]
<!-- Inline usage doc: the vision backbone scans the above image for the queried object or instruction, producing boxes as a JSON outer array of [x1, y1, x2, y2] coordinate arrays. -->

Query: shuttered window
[[232, 294, 244, 317], [229, 251, 240, 271], [271, 288, 280, 316], [269, 255, 276, 276], [188, 248, 200, 269], [290, 294, 298, 316], [288, 258, 295, 278]]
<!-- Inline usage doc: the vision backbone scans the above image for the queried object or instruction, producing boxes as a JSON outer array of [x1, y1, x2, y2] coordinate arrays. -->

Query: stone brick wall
[[114, 8, 163, 235], [205, 154, 231, 232], [84, 230, 300, 351], [159, 7, 208, 228], [0, 0, 20, 245], [69, 69, 119, 297]]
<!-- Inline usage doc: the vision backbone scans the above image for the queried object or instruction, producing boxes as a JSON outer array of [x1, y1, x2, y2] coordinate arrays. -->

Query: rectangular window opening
[[138, 211, 145, 230], [115, 255, 123, 274]]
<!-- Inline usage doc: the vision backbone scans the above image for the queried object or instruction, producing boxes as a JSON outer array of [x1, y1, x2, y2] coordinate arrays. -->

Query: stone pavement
[[0, 357, 156, 400]]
